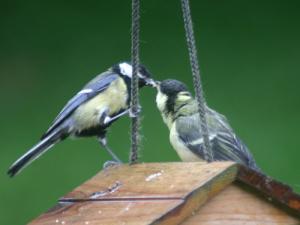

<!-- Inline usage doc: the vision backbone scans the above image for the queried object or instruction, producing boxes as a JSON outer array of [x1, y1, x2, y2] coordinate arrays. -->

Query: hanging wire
[[130, 0, 141, 164], [181, 0, 214, 162]]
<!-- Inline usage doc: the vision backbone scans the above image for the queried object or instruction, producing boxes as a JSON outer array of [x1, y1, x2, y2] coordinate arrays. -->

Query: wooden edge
[[151, 163, 239, 225], [237, 164, 300, 217]]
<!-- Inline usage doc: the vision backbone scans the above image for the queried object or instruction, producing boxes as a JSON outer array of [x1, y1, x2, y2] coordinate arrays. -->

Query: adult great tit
[[8, 62, 155, 177], [155, 79, 260, 171]]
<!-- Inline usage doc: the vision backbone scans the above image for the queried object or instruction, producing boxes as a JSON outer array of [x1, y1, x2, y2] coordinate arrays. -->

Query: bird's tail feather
[[7, 128, 65, 177]]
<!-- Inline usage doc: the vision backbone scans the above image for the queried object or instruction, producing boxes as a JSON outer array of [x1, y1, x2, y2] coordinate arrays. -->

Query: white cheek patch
[[119, 62, 132, 77], [156, 92, 167, 112]]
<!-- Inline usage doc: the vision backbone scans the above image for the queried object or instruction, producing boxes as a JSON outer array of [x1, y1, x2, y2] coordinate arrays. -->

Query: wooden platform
[[29, 162, 300, 225]]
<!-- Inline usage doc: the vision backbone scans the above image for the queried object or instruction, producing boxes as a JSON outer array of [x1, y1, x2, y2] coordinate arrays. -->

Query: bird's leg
[[103, 104, 141, 125], [103, 109, 130, 125], [99, 108, 110, 125], [97, 134, 122, 164], [102, 160, 121, 169]]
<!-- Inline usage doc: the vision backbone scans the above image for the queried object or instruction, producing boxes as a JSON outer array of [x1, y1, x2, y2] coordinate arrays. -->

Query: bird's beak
[[154, 80, 161, 90], [145, 78, 157, 87]]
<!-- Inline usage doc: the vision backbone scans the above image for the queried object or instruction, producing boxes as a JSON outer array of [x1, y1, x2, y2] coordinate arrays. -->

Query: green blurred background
[[1, 0, 300, 224]]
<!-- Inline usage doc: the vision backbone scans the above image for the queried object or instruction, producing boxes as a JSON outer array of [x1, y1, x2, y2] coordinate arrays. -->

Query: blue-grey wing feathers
[[8, 72, 120, 177], [176, 107, 260, 171], [42, 72, 118, 138]]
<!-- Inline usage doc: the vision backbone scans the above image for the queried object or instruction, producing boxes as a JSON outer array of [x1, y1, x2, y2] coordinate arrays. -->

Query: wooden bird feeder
[[30, 162, 300, 225]]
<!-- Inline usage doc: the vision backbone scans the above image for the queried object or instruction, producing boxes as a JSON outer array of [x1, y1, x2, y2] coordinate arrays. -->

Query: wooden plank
[[30, 162, 238, 225], [60, 162, 237, 200], [181, 183, 300, 225]]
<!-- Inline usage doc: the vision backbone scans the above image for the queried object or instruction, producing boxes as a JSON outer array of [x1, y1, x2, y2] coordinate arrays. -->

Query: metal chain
[[130, 0, 140, 164], [181, 0, 214, 162]]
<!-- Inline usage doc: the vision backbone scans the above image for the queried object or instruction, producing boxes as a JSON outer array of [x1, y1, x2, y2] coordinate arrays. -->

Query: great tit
[[155, 79, 260, 171], [8, 62, 155, 177]]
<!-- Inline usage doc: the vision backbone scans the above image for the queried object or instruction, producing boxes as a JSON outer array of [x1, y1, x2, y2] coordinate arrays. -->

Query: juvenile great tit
[[8, 62, 155, 177], [155, 79, 260, 171]]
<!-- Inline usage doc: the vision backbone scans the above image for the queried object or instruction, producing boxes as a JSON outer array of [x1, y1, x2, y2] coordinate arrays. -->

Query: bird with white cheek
[[8, 62, 156, 177], [155, 79, 260, 171]]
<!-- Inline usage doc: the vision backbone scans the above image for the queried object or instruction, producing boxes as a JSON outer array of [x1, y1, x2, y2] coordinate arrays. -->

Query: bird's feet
[[129, 104, 142, 118], [102, 160, 122, 169], [99, 108, 110, 125]]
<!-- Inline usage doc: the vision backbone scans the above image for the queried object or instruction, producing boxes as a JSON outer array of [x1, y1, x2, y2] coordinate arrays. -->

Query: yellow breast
[[169, 123, 204, 162], [72, 78, 128, 131]]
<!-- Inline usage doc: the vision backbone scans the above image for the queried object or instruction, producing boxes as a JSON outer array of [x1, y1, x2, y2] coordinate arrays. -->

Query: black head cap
[[138, 64, 152, 79], [158, 79, 190, 114], [159, 79, 189, 96], [112, 61, 154, 87]]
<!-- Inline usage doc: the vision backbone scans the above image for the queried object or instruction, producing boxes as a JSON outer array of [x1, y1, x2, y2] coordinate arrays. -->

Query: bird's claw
[[103, 160, 122, 169], [99, 108, 110, 125], [129, 105, 142, 118]]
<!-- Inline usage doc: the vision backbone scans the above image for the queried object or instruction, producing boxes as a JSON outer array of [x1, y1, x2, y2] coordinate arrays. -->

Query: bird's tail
[[7, 128, 67, 177]]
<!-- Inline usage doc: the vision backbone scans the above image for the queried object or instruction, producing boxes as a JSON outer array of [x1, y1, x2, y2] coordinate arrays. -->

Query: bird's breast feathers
[[169, 122, 204, 162], [156, 91, 167, 113], [72, 78, 128, 131], [156, 92, 173, 129]]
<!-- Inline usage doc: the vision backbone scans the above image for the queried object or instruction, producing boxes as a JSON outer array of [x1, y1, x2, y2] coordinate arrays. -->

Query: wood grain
[[181, 183, 300, 225], [60, 162, 237, 200], [30, 162, 237, 225], [30, 200, 183, 225]]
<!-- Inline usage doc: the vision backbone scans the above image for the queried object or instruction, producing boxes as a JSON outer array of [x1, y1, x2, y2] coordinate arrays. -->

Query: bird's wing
[[42, 72, 119, 138], [211, 131, 258, 169], [176, 113, 259, 170], [208, 108, 259, 169]]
